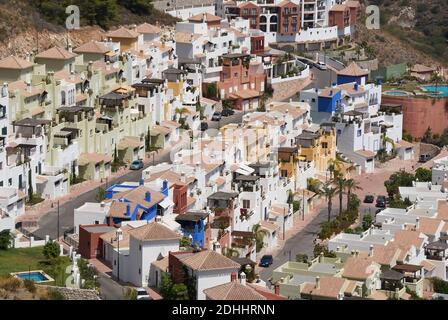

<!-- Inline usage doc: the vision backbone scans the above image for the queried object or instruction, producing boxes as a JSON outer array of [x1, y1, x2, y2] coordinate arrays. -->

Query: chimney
[[369, 245, 374, 257], [319, 252, 324, 263], [26, 81, 32, 93], [240, 272, 246, 286], [315, 276, 320, 289], [100, 201, 105, 208], [145, 191, 151, 202], [274, 281, 280, 295], [415, 217, 420, 230], [231, 272, 237, 282], [213, 242, 221, 253], [68, 43, 73, 53], [126, 203, 131, 216]]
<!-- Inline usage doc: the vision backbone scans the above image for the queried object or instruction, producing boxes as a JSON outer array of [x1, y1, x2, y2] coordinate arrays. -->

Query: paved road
[[34, 112, 244, 240], [259, 205, 339, 283], [98, 273, 125, 300], [34, 148, 174, 239]]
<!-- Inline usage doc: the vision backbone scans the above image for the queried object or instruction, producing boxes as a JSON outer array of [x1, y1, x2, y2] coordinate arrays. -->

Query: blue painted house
[[337, 62, 369, 85], [106, 179, 171, 225], [318, 87, 342, 113], [175, 211, 209, 249]]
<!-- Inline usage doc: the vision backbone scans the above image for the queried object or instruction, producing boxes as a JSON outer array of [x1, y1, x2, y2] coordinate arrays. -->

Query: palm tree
[[345, 179, 362, 211], [319, 182, 338, 222], [328, 158, 344, 179], [175, 107, 189, 121], [430, 72, 443, 93], [334, 176, 347, 216], [252, 223, 269, 253]]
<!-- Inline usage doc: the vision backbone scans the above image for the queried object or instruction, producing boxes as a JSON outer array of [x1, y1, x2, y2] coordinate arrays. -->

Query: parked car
[[136, 288, 152, 300], [211, 112, 222, 121], [419, 154, 431, 163], [376, 195, 387, 208], [315, 61, 327, 70], [200, 121, 209, 131], [363, 195, 375, 204], [222, 108, 235, 117], [130, 159, 144, 170], [259, 255, 273, 267]]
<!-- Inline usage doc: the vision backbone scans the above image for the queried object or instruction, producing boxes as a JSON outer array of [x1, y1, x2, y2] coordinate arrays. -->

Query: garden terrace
[[99, 91, 134, 109], [425, 239, 448, 261], [57, 106, 94, 122], [233, 174, 261, 192], [207, 192, 239, 210]]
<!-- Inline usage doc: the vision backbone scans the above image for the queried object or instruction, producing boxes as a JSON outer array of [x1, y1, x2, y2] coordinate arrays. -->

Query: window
[[139, 268, 141, 275], [322, 142, 328, 149], [139, 244, 142, 251], [243, 200, 250, 209], [251, 8, 257, 15], [8, 178, 12, 186], [357, 129, 362, 137], [243, 8, 249, 15]]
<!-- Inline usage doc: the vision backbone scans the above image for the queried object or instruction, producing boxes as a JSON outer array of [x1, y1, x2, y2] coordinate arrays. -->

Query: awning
[[159, 197, 174, 209]]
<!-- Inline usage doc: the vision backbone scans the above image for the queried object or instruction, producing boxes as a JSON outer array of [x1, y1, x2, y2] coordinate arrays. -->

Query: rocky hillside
[[0, 0, 178, 59], [356, 0, 448, 67]]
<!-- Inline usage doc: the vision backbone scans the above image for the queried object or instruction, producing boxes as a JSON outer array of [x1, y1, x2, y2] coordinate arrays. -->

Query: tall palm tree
[[175, 107, 189, 120], [328, 158, 344, 179], [334, 176, 347, 216], [345, 179, 362, 211], [319, 182, 338, 222], [252, 223, 269, 253]]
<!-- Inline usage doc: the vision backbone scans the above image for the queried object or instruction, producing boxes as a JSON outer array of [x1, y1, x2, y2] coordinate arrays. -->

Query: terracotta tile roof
[[342, 256, 379, 280], [146, 169, 195, 186], [129, 221, 181, 242], [100, 224, 134, 248], [259, 220, 279, 232], [418, 217, 444, 237], [188, 12, 222, 23], [175, 32, 201, 43], [151, 125, 172, 136], [229, 89, 260, 100], [301, 276, 355, 299], [78, 153, 113, 166], [35, 47, 77, 60], [345, 0, 360, 8], [420, 259, 436, 272], [270, 103, 307, 119], [8, 80, 43, 97], [136, 23, 161, 34], [112, 186, 165, 209], [92, 61, 120, 75], [106, 27, 139, 39], [319, 87, 341, 98], [330, 4, 348, 11], [354, 149, 375, 158], [357, 244, 402, 266], [151, 256, 169, 271], [338, 62, 369, 77], [368, 290, 388, 300], [246, 283, 287, 300], [30, 106, 45, 117], [411, 64, 436, 73], [396, 140, 414, 149], [54, 70, 83, 84], [393, 230, 425, 249], [74, 41, 110, 54], [204, 281, 267, 300], [436, 200, 448, 221], [0, 56, 34, 70], [179, 250, 240, 271], [118, 136, 142, 150]]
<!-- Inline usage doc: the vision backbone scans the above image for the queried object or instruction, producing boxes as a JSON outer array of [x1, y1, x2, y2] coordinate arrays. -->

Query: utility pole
[[302, 189, 305, 221], [57, 200, 60, 240]]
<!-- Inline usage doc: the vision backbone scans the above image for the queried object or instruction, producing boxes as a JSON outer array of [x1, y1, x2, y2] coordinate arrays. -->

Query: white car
[[316, 61, 327, 70], [136, 288, 151, 300]]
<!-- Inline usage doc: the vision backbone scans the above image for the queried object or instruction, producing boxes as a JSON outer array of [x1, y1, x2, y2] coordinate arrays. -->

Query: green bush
[[43, 241, 60, 260], [0, 230, 12, 250], [431, 277, 448, 294]]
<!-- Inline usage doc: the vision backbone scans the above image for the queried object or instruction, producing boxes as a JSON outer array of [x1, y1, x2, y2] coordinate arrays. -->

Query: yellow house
[[297, 125, 336, 174], [278, 146, 301, 179], [105, 27, 141, 52]]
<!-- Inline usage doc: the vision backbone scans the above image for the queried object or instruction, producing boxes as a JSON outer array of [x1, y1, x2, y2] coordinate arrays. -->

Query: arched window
[[260, 16, 267, 32], [270, 15, 278, 32], [61, 91, 66, 106]]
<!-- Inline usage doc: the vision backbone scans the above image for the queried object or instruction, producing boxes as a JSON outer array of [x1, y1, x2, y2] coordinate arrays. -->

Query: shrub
[[23, 279, 36, 294], [0, 276, 22, 292], [0, 230, 12, 250], [124, 287, 137, 300], [43, 241, 60, 259]]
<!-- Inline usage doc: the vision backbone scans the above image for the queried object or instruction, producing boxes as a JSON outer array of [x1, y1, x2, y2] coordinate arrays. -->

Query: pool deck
[[10, 270, 55, 283]]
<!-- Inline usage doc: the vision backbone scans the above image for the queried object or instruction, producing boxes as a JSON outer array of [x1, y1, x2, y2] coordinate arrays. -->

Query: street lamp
[[116, 228, 123, 283]]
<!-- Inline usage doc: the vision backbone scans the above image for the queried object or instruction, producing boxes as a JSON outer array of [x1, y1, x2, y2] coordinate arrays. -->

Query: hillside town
[[0, 0, 448, 301]]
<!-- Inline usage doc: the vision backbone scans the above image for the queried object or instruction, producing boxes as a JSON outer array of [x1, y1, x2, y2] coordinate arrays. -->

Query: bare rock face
[[388, 6, 416, 28]]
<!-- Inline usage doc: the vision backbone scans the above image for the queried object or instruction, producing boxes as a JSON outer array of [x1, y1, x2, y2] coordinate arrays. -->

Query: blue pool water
[[421, 85, 448, 97], [384, 90, 409, 96], [15, 272, 50, 282]]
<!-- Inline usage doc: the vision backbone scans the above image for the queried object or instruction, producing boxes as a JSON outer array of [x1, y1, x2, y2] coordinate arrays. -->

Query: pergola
[[380, 269, 404, 291], [392, 264, 423, 283]]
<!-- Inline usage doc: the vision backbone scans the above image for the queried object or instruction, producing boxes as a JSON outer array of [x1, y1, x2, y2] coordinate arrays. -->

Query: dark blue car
[[259, 255, 273, 267]]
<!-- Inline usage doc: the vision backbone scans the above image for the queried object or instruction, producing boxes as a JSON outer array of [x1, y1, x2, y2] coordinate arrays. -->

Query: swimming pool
[[383, 90, 410, 96], [421, 85, 448, 97], [11, 270, 54, 283]]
